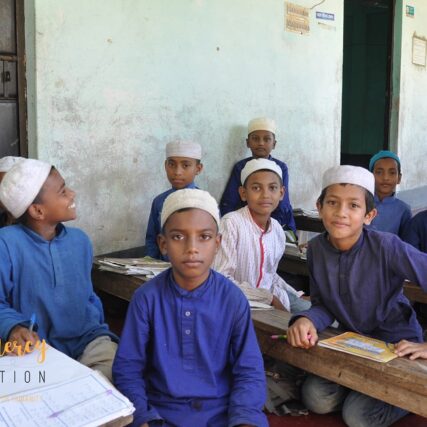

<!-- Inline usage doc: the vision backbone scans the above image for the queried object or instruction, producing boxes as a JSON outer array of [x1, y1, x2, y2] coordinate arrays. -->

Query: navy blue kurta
[[113, 269, 267, 427]]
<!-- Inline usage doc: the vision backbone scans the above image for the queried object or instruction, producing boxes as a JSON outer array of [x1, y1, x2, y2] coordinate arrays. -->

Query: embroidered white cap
[[322, 165, 375, 196], [165, 141, 202, 160], [0, 158, 51, 218], [160, 188, 220, 229], [248, 117, 276, 135], [240, 158, 283, 185], [0, 156, 24, 173]]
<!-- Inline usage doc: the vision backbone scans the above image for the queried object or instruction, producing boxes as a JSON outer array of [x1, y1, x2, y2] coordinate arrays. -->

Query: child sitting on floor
[[220, 117, 296, 232], [145, 141, 203, 259], [367, 150, 411, 238], [0, 159, 118, 380], [214, 158, 309, 313], [287, 165, 427, 427], [114, 189, 267, 427]]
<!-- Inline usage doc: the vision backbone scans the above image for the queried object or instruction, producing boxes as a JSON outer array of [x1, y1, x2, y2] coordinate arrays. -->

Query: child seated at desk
[[220, 117, 296, 232], [403, 210, 427, 253], [0, 156, 23, 227], [287, 165, 427, 427], [113, 189, 267, 427], [145, 141, 203, 260], [367, 150, 411, 237], [213, 158, 309, 313], [0, 159, 118, 381]]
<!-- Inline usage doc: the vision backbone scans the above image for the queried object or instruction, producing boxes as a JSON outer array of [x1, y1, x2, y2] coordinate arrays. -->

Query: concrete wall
[[25, 0, 344, 253], [396, 0, 427, 190]]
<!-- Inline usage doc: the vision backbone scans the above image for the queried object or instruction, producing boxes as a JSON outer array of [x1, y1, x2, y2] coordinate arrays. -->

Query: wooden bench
[[253, 309, 427, 418]]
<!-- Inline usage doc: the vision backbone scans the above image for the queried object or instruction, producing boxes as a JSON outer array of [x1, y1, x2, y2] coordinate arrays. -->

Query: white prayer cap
[[165, 141, 202, 160], [0, 156, 24, 173], [322, 165, 375, 196], [240, 158, 283, 185], [0, 159, 51, 218], [160, 189, 220, 229], [248, 117, 276, 135]]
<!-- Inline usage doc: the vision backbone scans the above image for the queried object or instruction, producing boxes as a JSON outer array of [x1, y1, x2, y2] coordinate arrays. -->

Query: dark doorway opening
[[0, 0, 27, 157], [341, 0, 394, 168]]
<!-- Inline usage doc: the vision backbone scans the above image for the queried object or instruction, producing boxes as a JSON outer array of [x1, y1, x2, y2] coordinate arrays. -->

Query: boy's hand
[[7, 325, 40, 355], [395, 340, 427, 360], [287, 317, 317, 349], [271, 296, 288, 311]]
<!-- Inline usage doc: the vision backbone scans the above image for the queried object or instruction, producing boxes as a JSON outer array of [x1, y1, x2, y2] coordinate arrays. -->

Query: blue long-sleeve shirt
[[0, 224, 117, 359], [367, 193, 411, 238], [113, 269, 267, 427], [292, 229, 427, 343], [145, 182, 197, 259], [219, 155, 296, 232], [403, 210, 427, 253]]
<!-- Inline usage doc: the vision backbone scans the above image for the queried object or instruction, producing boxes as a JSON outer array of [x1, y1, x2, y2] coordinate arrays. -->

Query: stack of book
[[96, 256, 170, 278], [293, 208, 319, 218]]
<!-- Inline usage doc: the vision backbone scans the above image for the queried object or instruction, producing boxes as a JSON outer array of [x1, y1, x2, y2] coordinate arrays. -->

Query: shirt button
[[185, 329, 191, 335], [185, 311, 191, 317]]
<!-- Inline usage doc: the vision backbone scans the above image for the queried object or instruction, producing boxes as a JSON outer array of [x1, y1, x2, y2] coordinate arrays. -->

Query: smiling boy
[[367, 150, 411, 237], [145, 141, 203, 259], [220, 117, 296, 232], [114, 189, 267, 427], [0, 159, 117, 380], [287, 165, 427, 427], [214, 158, 308, 313]]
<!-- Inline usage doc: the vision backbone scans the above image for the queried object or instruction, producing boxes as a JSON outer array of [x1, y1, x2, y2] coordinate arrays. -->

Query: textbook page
[[0, 371, 134, 427], [0, 345, 91, 397]]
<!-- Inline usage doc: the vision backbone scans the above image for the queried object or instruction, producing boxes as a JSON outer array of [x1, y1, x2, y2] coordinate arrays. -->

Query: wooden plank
[[252, 310, 427, 418], [404, 282, 427, 304]]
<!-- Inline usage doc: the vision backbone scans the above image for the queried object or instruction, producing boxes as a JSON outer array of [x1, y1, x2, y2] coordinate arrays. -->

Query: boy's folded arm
[[219, 165, 241, 215], [228, 298, 268, 427], [112, 297, 163, 426]]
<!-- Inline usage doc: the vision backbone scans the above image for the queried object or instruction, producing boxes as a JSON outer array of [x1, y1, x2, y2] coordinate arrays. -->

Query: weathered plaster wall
[[396, 1, 427, 190], [26, 0, 344, 253]]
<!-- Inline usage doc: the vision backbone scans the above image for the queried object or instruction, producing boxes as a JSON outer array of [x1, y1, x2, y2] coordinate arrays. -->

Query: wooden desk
[[404, 282, 427, 304], [294, 215, 325, 233], [252, 309, 427, 418]]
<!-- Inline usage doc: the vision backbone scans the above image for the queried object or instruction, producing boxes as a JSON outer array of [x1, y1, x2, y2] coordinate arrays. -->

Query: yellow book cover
[[318, 332, 398, 363]]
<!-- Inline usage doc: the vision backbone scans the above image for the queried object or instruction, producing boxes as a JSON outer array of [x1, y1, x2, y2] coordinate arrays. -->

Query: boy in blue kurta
[[366, 150, 411, 237], [219, 117, 296, 232], [287, 165, 427, 427], [145, 141, 203, 259], [403, 210, 427, 253], [114, 189, 267, 427], [0, 159, 117, 380]]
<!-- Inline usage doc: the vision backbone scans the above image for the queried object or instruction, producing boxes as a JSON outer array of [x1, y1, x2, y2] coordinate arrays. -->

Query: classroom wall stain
[[27, 0, 344, 253]]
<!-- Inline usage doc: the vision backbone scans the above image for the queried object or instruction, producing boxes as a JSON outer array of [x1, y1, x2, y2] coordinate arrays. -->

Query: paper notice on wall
[[285, 2, 310, 34], [412, 34, 427, 67]]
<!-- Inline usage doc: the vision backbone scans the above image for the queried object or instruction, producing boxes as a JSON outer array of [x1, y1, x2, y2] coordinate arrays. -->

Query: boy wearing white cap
[[145, 141, 203, 259], [0, 156, 24, 227], [114, 189, 267, 427], [214, 158, 309, 313], [219, 117, 296, 232], [0, 159, 118, 380], [287, 165, 427, 427]]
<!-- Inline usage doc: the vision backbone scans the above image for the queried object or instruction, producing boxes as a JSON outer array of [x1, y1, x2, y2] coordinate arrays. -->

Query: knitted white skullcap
[[160, 189, 220, 229], [322, 165, 375, 196], [240, 158, 283, 185], [165, 141, 202, 160], [0, 159, 51, 218], [0, 156, 24, 173], [248, 117, 276, 135]]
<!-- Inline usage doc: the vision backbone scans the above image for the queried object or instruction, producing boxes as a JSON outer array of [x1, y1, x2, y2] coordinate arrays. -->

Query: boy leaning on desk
[[0, 159, 118, 381], [287, 165, 427, 427]]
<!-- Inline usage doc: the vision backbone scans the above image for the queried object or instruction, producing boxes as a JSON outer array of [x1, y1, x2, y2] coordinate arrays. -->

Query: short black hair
[[243, 169, 283, 188], [317, 184, 375, 214]]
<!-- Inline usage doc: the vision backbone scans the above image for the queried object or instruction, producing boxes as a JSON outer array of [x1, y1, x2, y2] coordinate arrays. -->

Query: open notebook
[[0, 345, 134, 426]]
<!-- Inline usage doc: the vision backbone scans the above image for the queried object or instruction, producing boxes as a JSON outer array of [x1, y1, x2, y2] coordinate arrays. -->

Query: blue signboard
[[316, 11, 335, 21]]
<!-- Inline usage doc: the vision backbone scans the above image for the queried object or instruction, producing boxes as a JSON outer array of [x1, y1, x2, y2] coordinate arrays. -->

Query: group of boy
[[0, 116, 427, 427]]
